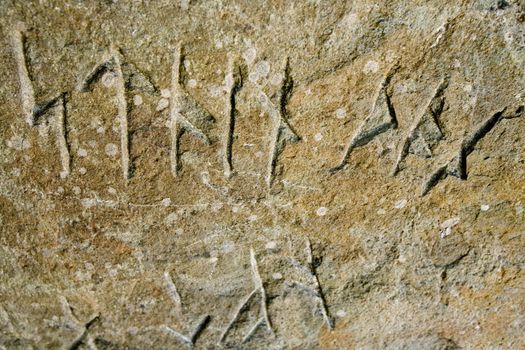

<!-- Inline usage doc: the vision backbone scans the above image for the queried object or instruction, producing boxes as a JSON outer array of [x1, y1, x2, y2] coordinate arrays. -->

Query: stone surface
[[0, 1, 524, 349]]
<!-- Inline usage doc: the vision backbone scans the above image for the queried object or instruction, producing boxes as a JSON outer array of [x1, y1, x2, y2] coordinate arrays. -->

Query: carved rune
[[219, 248, 274, 345], [391, 77, 448, 176], [421, 107, 523, 195], [79, 46, 131, 181], [12, 26, 71, 178], [331, 65, 399, 172], [169, 43, 215, 177], [256, 58, 300, 188]]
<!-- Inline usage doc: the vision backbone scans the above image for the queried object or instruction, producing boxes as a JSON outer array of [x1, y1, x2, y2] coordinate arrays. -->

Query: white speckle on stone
[[222, 241, 235, 253], [440, 226, 452, 239], [188, 79, 197, 88], [394, 199, 407, 209], [265, 241, 277, 250], [363, 60, 379, 74], [161, 198, 171, 206], [463, 84, 473, 93], [441, 217, 460, 229], [108, 187, 117, 195], [105, 143, 118, 157], [72, 186, 81, 195], [480, 204, 490, 212], [336, 108, 347, 119], [316, 207, 328, 216], [164, 212, 178, 224], [57, 186, 64, 194], [385, 50, 397, 63], [208, 85, 223, 97], [11, 168, 21, 177], [102, 72, 116, 87], [95, 126, 105, 134], [59, 171, 68, 179], [180, 0, 189, 11], [305, 88, 312, 96], [270, 73, 283, 85], [314, 133, 323, 142], [211, 202, 223, 212], [81, 198, 95, 208], [249, 71, 259, 83], [255, 60, 270, 77], [79, 167, 87, 175], [255, 151, 264, 158], [248, 215, 258, 222], [175, 228, 184, 235], [77, 148, 88, 157], [210, 256, 218, 264], [272, 272, 283, 280], [341, 12, 358, 28], [232, 205, 241, 213], [516, 204, 524, 215], [243, 47, 257, 65], [160, 89, 171, 98], [336, 310, 347, 318], [127, 327, 139, 335], [215, 40, 223, 49], [183, 59, 190, 70], [377, 208, 386, 215], [133, 94, 143, 106], [156, 98, 169, 111], [7, 135, 30, 150]]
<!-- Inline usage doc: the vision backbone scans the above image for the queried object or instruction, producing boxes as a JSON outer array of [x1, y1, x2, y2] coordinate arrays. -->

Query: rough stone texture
[[1, 1, 524, 349]]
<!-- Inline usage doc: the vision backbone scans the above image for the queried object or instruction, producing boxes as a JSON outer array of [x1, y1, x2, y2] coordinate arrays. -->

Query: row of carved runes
[[11, 28, 522, 196]]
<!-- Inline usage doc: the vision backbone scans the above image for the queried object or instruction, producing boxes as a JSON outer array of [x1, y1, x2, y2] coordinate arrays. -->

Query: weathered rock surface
[[0, 1, 524, 349]]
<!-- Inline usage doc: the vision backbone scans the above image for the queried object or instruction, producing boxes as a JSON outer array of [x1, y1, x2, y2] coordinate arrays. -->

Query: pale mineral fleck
[[336, 310, 347, 318], [160, 89, 171, 98], [105, 143, 118, 157], [188, 79, 197, 88], [336, 107, 347, 119], [265, 241, 277, 250], [133, 94, 143, 106], [156, 98, 169, 111], [272, 272, 283, 280], [363, 60, 379, 74], [394, 199, 407, 209], [316, 207, 328, 216], [243, 47, 257, 65], [441, 217, 460, 229]]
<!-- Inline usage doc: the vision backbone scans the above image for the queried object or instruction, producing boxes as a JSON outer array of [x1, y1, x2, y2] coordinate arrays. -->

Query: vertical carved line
[[264, 58, 299, 188], [169, 43, 183, 177], [223, 55, 241, 178], [11, 27, 36, 126], [56, 93, 71, 177], [111, 48, 130, 181]]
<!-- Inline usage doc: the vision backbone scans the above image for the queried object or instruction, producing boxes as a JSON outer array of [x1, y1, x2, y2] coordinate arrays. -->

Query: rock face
[[0, 1, 524, 349]]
